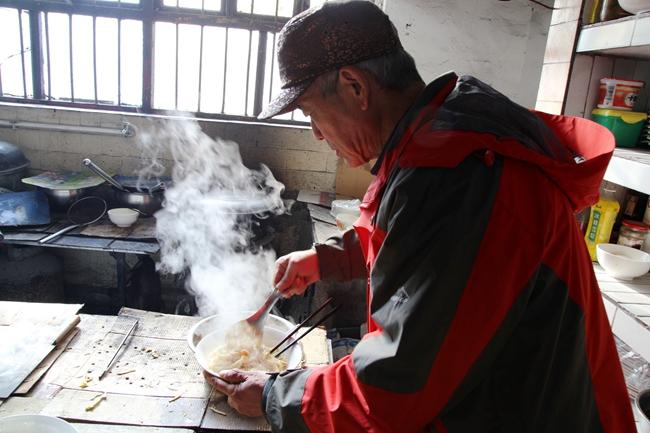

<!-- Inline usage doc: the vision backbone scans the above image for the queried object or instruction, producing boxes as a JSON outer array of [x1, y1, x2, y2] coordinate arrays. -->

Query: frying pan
[[39, 196, 107, 244]]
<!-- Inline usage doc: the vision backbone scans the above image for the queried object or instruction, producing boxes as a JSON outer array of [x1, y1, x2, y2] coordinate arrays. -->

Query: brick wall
[[0, 103, 337, 193]]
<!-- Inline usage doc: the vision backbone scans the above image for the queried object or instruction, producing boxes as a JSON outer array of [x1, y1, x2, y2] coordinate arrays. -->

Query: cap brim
[[258, 81, 311, 120]]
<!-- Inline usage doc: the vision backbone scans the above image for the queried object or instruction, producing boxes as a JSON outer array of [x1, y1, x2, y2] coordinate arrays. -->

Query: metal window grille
[[0, 0, 323, 125]]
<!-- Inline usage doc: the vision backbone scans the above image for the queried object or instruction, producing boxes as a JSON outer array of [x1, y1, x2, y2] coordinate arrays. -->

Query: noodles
[[207, 322, 288, 373]]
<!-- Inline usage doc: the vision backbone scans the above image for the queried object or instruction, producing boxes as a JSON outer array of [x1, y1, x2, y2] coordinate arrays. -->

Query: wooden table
[[0, 306, 331, 432]]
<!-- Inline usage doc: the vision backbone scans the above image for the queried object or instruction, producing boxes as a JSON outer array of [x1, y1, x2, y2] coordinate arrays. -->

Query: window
[[0, 0, 336, 124]]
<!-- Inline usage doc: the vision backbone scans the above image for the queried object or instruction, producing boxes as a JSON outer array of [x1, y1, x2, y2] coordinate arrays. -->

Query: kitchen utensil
[[107, 207, 139, 227], [82, 158, 129, 192], [22, 171, 105, 211], [272, 305, 339, 358], [114, 188, 164, 215], [38, 187, 90, 211], [39, 196, 107, 244], [194, 325, 303, 377], [245, 289, 282, 333], [637, 388, 650, 433], [0, 414, 79, 433], [596, 243, 650, 279], [98, 317, 138, 380], [268, 298, 335, 356], [187, 313, 296, 353], [0, 140, 30, 191], [0, 190, 51, 226]]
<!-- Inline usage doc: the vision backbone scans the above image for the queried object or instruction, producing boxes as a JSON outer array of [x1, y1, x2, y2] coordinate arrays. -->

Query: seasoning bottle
[[617, 220, 649, 249], [599, 0, 631, 22], [585, 188, 620, 261], [583, 0, 602, 24]]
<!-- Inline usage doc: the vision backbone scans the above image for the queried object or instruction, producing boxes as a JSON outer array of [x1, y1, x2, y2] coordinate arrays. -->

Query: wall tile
[[544, 21, 580, 63], [536, 62, 572, 102]]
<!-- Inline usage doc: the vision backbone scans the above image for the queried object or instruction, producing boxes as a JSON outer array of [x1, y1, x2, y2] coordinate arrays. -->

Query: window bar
[[45, 12, 52, 100], [68, 13, 75, 102], [252, 31, 267, 116], [174, 23, 179, 110], [197, 25, 204, 112], [251, 0, 255, 14], [220, 27, 229, 114], [293, 0, 304, 15], [17, 9, 27, 98], [142, 0, 154, 111], [118, 19, 122, 105], [244, 29, 252, 115], [268, 32, 276, 103], [275, 0, 279, 17], [29, 11, 44, 100], [201, 0, 205, 14], [0, 68, 3, 97], [92, 16, 98, 104]]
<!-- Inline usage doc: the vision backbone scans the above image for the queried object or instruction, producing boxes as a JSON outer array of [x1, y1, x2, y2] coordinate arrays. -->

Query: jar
[[617, 220, 649, 249]]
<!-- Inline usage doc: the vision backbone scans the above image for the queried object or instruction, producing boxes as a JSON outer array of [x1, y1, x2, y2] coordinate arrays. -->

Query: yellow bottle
[[585, 188, 620, 261]]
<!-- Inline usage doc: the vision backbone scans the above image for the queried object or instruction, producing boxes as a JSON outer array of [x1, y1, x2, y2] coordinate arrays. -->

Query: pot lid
[[0, 141, 29, 176]]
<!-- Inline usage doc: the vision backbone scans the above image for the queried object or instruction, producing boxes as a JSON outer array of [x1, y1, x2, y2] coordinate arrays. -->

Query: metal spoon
[[244, 289, 282, 333]]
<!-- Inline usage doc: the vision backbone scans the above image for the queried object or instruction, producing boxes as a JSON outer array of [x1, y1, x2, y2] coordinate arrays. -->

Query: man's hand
[[204, 370, 268, 418], [274, 249, 320, 297]]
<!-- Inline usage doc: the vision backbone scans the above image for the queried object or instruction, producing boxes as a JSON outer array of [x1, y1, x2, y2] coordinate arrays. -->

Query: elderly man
[[207, 1, 636, 432]]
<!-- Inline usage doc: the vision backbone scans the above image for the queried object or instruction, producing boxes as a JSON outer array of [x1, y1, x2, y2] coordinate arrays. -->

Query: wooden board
[[15, 328, 79, 395], [40, 388, 206, 428], [201, 391, 270, 431], [72, 423, 193, 433]]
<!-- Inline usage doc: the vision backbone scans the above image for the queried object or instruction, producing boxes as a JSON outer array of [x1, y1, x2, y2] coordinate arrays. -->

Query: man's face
[[295, 74, 378, 167]]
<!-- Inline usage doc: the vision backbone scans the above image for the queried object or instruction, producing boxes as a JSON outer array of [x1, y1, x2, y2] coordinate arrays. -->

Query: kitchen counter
[[0, 304, 331, 432]]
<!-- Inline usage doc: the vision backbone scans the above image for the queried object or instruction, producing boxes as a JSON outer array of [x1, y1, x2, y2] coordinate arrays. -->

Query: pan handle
[[39, 223, 81, 244], [83, 158, 129, 192]]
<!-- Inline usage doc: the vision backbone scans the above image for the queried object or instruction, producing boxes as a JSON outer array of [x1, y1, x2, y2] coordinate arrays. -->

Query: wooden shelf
[[577, 13, 650, 59], [595, 264, 650, 362], [604, 148, 650, 195]]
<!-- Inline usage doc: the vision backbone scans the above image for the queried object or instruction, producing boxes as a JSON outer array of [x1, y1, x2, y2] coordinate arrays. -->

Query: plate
[[0, 415, 78, 433]]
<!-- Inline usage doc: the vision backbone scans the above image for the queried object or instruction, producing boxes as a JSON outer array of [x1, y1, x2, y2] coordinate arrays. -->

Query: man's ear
[[338, 66, 370, 111]]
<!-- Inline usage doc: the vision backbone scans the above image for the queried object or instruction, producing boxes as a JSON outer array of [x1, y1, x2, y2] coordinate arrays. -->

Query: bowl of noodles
[[192, 316, 303, 375]]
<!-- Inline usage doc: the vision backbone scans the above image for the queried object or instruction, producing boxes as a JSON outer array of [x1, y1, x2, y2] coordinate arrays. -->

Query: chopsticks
[[269, 297, 340, 358]]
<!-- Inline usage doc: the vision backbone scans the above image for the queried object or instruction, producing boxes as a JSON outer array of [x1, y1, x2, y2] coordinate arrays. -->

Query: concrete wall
[[386, 0, 552, 108], [0, 104, 336, 192]]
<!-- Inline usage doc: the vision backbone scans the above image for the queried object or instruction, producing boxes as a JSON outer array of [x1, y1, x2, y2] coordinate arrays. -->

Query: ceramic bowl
[[619, 0, 650, 14], [0, 415, 78, 433], [187, 313, 296, 352], [194, 324, 303, 376], [596, 243, 650, 280], [107, 207, 139, 227]]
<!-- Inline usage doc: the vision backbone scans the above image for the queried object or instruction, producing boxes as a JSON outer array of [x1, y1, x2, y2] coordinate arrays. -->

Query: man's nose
[[311, 120, 324, 141]]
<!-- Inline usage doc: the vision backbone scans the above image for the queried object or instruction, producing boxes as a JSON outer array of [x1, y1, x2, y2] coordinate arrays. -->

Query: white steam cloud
[[137, 119, 285, 317]]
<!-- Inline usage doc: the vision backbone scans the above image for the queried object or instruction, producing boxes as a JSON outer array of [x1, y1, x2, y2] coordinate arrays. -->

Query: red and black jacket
[[263, 72, 636, 433]]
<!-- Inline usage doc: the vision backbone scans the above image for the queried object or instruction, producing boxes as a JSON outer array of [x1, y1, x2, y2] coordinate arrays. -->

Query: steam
[[138, 119, 285, 317]]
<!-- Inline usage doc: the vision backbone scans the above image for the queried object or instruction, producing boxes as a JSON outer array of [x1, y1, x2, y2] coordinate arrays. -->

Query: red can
[[598, 78, 645, 111]]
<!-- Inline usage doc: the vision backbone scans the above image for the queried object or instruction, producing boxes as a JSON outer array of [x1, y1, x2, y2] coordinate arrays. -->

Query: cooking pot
[[114, 187, 164, 215], [38, 186, 94, 211]]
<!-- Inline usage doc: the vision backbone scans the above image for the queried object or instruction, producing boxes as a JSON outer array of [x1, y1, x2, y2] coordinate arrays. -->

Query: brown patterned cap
[[258, 1, 401, 119]]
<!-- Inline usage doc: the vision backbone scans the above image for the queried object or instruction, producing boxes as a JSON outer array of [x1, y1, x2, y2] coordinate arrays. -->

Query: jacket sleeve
[[314, 228, 367, 281], [265, 156, 526, 433]]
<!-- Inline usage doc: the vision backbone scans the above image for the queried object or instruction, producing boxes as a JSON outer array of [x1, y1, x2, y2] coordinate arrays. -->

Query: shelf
[[577, 13, 650, 59], [604, 148, 650, 195], [595, 264, 650, 362]]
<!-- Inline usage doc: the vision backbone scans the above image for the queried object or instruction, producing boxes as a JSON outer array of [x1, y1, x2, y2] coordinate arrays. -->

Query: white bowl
[[596, 243, 650, 280], [194, 325, 303, 376], [107, 208, 139, 227], [0, 415, 78, 433], [187, 313, 296, 352], [619, 0, 650, 14]]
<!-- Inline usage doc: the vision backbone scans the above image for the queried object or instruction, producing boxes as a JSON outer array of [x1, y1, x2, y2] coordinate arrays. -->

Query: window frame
[[0, 0, 310, 126]]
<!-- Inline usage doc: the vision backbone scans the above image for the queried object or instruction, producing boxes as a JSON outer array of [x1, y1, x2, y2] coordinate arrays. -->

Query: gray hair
[[315, 47, 423, 96]]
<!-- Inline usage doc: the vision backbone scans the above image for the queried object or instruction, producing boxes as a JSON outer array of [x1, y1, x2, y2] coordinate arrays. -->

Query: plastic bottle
[[585, 188, 621, 261]]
